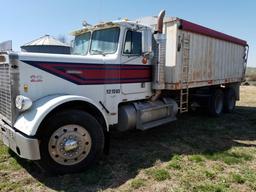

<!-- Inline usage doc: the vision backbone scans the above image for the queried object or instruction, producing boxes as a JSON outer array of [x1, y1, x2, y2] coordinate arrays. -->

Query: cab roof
[[71, 20, 148, 36]]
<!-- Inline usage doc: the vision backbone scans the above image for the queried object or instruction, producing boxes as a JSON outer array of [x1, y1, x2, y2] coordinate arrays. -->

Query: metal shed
[[21, 35, 71, 54]]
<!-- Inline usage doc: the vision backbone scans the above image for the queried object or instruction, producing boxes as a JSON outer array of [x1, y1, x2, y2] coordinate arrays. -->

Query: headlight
[[15, 95, 32, 111]]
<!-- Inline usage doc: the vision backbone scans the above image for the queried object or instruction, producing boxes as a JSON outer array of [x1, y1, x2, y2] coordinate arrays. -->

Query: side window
[[123, 30, 142, 55]]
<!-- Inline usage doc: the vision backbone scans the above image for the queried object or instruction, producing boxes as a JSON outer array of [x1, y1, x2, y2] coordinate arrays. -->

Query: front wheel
[[37, 110, 105, 174]]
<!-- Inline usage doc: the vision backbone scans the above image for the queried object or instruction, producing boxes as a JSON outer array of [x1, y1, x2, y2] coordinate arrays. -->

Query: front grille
[[0, 62, 12, 124], [0, 53, 19, 125]]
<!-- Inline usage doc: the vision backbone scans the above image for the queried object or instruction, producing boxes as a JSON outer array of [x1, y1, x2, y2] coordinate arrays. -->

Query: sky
[[0, 0, 255, 67]]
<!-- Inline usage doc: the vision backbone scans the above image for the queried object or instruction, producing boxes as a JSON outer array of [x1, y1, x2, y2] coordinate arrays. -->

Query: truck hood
[[16, 51, 114, 64]]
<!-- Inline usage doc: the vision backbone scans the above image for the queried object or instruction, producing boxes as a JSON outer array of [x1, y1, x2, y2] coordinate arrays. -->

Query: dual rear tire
[[223, 88, 236, 113], [208, 88, 236, 116]]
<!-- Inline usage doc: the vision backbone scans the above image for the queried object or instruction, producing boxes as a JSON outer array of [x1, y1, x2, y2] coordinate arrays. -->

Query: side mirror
[[142, 51, 154, 59], [142, 28, 152, 55], [70, 39, 75, 54]]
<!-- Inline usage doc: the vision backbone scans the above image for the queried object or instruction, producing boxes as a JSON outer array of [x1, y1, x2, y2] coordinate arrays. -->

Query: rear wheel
[[37, 110, 105, 174], [208, 89, 224, 117], [223, 88, 236, 113]]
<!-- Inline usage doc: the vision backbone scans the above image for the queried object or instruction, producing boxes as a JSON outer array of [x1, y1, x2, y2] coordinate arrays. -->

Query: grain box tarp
[[164, 19, 247, 90]]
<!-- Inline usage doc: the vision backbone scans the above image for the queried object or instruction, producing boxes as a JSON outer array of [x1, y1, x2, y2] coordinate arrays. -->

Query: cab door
[[120, 29, 151, 95]]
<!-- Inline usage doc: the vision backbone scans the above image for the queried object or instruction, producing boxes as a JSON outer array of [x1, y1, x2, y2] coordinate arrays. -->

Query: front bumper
[[0, 120, 41, 160]]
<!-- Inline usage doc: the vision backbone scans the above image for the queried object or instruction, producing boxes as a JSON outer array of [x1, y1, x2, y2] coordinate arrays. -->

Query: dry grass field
[[0, 86, 256, 192], [245, 67, 256, 86]]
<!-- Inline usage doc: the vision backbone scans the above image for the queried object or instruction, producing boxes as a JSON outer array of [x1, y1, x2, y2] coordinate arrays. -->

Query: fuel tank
[[117, 98, 178, 131]]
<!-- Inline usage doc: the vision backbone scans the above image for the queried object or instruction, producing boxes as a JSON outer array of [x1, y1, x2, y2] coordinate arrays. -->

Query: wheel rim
[[215, 94, 223, 114], [48, 124, 92, 166]]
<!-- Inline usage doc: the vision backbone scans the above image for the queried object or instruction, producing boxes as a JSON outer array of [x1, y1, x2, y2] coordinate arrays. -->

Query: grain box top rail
[[175, 18, 247, 46]]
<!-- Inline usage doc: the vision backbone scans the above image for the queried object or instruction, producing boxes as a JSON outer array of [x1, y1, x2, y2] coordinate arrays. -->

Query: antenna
[[82, 20, 92, 27]]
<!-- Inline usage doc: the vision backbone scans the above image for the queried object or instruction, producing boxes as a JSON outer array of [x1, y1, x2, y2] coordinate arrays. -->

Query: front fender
[[14, 94, 108, 136]]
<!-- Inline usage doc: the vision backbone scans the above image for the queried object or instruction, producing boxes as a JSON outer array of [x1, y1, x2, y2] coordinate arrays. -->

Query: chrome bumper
[[0, 120, 40, 160]]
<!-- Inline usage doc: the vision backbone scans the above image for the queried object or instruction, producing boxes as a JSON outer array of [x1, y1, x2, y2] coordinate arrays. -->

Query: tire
[[37, 110, 105, 174], [208, 89, 224, 117], [223, 88, 236, 113]]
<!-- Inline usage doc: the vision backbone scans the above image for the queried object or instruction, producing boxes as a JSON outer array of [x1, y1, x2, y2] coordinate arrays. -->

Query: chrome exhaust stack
[[151, 10, 166, 100], [157, 10, 165, 34]]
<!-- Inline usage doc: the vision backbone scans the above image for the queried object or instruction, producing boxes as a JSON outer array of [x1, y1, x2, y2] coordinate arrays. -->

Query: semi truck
[[0, 10, 249, 174]]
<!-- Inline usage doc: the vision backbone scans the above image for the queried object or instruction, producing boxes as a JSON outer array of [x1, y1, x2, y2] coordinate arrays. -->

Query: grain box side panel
[[165, 29, 245, 89]]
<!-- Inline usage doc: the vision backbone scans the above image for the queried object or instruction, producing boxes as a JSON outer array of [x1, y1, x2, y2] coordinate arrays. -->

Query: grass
[[204, 170, 216, 179], [0, 86, 256, 192], [192, 183, 228, 192], [167, 154, 182, 170], [146, 168, 171, 181], [130, 179, 146, 189], [188, 155, 205, 163], [230, 173, 246, 184], [168, 161, 182, 170], [204, 150, 253, 165]]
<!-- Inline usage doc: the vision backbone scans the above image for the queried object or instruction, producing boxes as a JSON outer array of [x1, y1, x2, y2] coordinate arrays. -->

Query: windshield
[[72, 32, 91, 55], [90, 27, 120, 55]]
